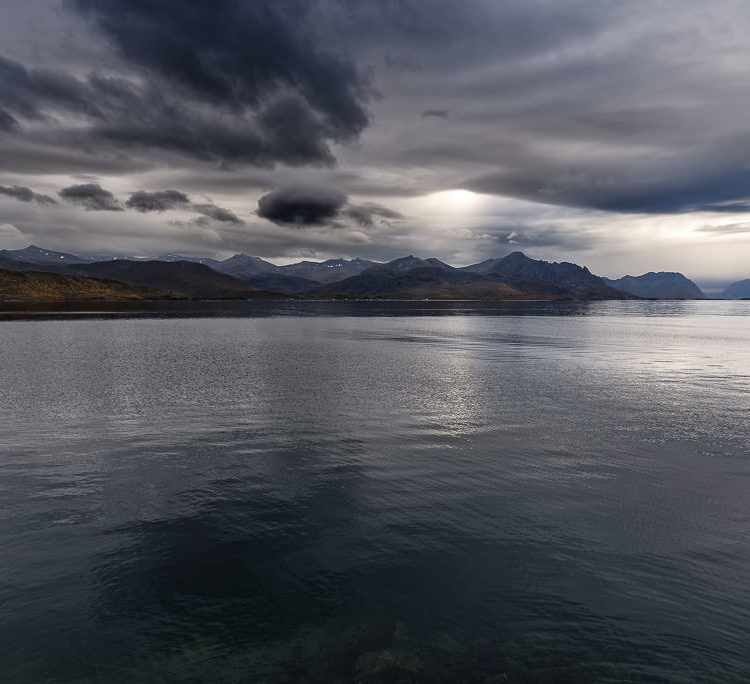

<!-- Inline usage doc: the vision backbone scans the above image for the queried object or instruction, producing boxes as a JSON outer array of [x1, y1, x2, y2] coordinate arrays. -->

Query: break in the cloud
[[0, 184, 56, 205], [58, 183, 123, 211], [3, 0, 750, 278]]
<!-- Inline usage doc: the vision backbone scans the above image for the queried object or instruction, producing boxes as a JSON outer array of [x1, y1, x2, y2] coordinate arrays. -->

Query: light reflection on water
[[1, 301, 750, 682]]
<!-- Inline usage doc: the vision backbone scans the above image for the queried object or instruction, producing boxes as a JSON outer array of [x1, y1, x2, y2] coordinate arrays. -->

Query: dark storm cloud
[[0, 184, 57, 205], [421, 109, 449, 119], [0, 54, 95, 121], [69, 0, 372, 136], [17, 0, 373, 169], [257, 186, 348, 226], [58, 183, 123, 211], [0, 0, 382, 172], [462, 142, 750, 214], [192, 204, 243, 225], [126, 190, 190, 212]]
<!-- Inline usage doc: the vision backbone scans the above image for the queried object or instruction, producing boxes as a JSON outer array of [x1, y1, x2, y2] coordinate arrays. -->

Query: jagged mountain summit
[[603, 272, 705, 299], [461, 251, 623, 298], [214, 254, 280, 278], [312, 252, 632, 300], [310, 255, 486, 298]]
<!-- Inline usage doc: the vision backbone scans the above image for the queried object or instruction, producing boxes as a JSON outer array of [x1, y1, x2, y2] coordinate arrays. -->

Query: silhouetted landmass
[[312, 253, 632, 299], [239, 273, 320, 295], [309, 256, 475, 297], [0, 268, 182, 301], [719, 279, 750, 299], [603, 272, 704, 299], [279, 258, 376, 283], [69, 261, 268, 299], [463, 252, 629, 299], [213, 254, 280, 278], [214, 254, 376, 287], [0, 245, 643, 300]]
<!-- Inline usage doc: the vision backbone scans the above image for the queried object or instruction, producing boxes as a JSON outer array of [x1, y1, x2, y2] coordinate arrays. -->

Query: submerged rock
[[355, 648, 422, 683]]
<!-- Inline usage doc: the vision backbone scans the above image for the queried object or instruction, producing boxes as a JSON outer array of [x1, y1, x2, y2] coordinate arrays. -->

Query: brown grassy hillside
[[0, 269, 183, 301]]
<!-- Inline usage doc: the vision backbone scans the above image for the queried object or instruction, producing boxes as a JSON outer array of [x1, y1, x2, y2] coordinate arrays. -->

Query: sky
[[1, 0, 750, 285]]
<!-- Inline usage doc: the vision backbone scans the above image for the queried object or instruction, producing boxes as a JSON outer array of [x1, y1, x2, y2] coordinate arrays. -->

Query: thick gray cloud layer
[[2, 0, 750, 278]]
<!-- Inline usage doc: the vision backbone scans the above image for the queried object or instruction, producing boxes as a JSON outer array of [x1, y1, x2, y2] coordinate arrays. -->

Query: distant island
[[602, 272, 705, 300], [0, 244, 738, 303], [719, 279, 750, 300]]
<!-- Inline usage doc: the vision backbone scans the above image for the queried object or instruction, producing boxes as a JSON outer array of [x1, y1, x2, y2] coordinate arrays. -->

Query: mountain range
[[0, 244, 726, 302]]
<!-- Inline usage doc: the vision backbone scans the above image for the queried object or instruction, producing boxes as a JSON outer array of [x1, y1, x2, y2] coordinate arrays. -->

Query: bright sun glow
[[412, 189, 486, 217], [441, 189, 477, 205]]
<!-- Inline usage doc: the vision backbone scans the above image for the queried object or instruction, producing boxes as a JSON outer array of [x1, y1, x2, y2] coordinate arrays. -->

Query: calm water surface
[[1, 300, 750, 683]]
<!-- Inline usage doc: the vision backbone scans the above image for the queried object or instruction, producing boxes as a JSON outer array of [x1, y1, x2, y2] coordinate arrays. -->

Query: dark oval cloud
[[257, 186, 348, 226], [126, 190, 191, 212], [58, 183, 123, 211], [0, 184, 57, 205]]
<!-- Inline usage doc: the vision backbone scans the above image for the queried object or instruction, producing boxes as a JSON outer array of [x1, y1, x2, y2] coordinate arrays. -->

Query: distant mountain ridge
[[0, 244, 676, 301], [0, 245, 92, 266], [212, 254, 377, 291], [603, 272, 704, 299], [311, 252, 631, 299], [461, 251, 624, 299]]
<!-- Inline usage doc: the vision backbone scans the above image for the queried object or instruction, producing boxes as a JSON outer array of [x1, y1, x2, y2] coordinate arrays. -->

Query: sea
[[1, 300, 749, 683]]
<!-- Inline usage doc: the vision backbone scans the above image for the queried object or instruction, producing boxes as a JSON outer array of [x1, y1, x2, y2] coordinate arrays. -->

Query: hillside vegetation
[[0, 269, 183, 301]]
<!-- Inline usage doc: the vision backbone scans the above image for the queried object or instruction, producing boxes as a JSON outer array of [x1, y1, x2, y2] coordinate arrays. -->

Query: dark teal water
[[1, 301, 750, 683]]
